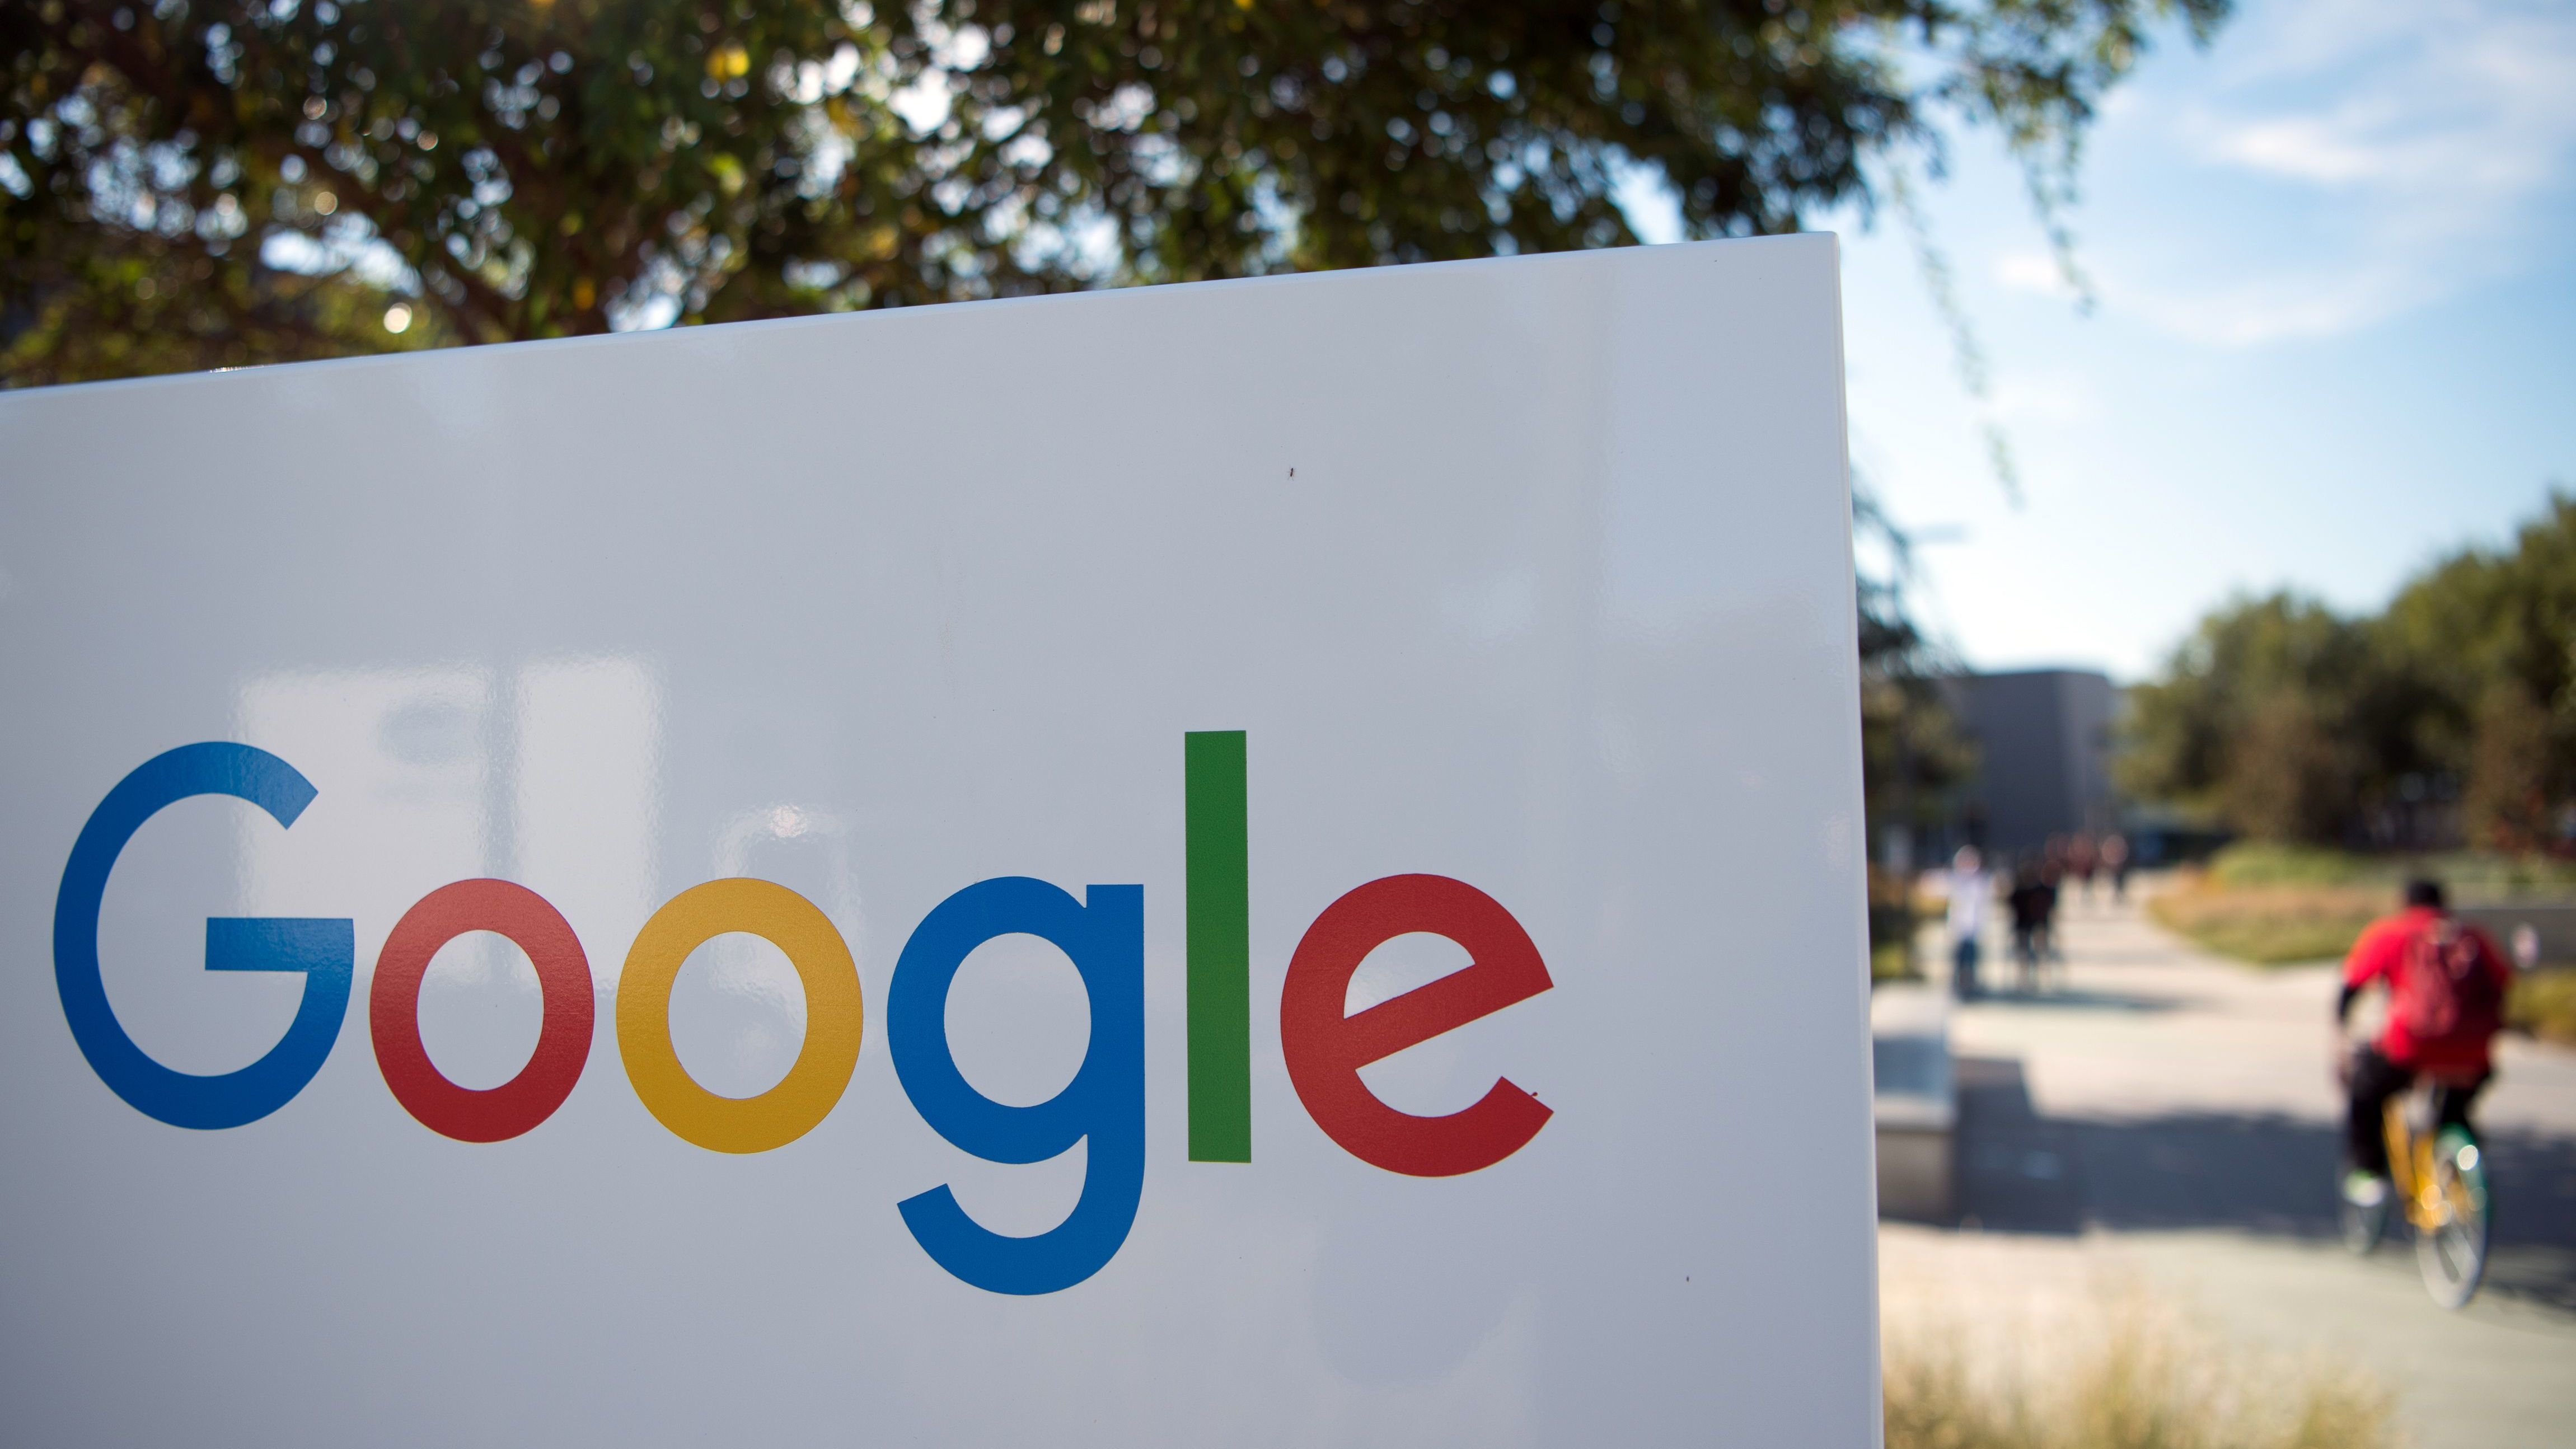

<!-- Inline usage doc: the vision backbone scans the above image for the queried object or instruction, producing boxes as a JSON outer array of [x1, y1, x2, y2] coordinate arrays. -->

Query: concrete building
[[1943, 668, 2120, 859]]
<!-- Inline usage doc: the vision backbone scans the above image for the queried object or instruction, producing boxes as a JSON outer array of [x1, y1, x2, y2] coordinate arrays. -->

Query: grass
[[2147, 878, 2387, 965], [2208, 841, 2576, 900], [1873, 939, 1919, 983], [2204, 842, 2393, 888], [2153, 857, 2576, 1041], [1871, 869, 1922, 983], [2508, 966, 2576, 1047], [1883, 1286, 2399, 1449], [2153, 841, 2576, 966]]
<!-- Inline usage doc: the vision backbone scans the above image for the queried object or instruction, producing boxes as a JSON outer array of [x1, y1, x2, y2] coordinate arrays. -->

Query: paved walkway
[[1880, 884, 2576, 1449]]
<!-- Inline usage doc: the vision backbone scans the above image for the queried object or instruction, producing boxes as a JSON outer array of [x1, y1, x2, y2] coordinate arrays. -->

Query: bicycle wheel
[[2415, 1126, 2489, 1310]]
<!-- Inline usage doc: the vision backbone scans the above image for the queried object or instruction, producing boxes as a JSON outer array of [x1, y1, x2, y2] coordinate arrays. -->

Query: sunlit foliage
[[5, 0, 2222, 384], [2121, 493, 2576, 849]]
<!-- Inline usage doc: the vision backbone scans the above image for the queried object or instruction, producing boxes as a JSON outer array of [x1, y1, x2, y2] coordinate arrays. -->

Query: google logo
[[53, 733, 1554, 1295]]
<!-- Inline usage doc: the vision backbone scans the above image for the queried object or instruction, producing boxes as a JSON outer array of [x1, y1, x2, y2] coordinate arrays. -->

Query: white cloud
[[2095, 0, 2576, 344], [2118, 265, 2437, 346], [1993, 250, 2077, 298], [1987, 373, 2101, 425], [2205, 115, 2390, 185], [2192, 4, 2576, 203]]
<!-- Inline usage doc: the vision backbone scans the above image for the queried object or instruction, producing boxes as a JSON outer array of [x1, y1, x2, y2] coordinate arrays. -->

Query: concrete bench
[[1870, 983, 1955, 1221]]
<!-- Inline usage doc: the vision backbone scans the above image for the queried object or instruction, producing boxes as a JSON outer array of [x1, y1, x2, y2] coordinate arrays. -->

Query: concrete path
[[1881, 884, 2576, 1449]]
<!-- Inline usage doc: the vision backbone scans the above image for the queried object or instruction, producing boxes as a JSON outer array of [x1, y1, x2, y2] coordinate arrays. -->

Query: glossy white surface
[[0, 237, 1876, 1445]]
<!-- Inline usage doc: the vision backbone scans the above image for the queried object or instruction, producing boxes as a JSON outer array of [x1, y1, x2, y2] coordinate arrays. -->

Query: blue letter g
[[54, 743, 354, 1129], [889, 877, 1144, 1295]]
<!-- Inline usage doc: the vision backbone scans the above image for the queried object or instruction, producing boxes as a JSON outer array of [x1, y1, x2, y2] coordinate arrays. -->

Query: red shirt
[[2342, 906, 2512, 1073]]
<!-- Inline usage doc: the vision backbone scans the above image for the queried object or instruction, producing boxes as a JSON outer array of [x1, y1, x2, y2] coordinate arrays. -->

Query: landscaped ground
[[2141, 843, 2576, 1042], [2146, 876, 2386, 964], [2511, 967, 2576, 1047], [1881, 1264, 2396, 1449], [1880, 879, 2576, 1449]]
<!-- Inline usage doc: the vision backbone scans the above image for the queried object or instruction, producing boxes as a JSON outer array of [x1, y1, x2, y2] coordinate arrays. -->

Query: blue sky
[[1647, 0, 2576, 681]]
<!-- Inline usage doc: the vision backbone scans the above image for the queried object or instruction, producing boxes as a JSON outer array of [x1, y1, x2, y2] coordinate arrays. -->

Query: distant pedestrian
[[2039, 854, 2064, 970], [2008, 859, 2056, 994], [2068, 833, 2099, 902], [1947, 845, 1990, 1001], [2102, 833, 2132, 902]]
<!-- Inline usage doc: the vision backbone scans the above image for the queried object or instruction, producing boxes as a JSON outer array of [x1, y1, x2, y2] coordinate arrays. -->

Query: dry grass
[[1874, 938, 1919, 983], [2152, 873, 2576, 1038], [2160, 845, 2576, 967], [2508, 966, 2576, 1047], [2146, 875, 2385, 965], [1883, 1283, 2400, 1449]]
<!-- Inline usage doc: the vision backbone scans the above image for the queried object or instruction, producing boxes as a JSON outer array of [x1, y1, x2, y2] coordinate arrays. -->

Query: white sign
[[0, 237, 1877, 1445]]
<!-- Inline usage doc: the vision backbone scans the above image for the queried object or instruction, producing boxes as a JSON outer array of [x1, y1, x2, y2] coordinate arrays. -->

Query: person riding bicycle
[[2336, 878, 2512, 1209]]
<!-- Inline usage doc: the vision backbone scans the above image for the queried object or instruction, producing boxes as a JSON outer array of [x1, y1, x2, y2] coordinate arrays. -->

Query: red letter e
[[1280, 874, 1553, 1176]]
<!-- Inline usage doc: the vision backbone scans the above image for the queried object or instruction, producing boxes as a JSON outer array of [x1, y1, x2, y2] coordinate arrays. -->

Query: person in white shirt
[[1947, 845, 1990, 1000]]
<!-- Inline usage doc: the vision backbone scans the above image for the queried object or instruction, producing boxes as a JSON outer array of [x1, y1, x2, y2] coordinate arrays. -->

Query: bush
[[2509, 967, 2576, 1047], [2205, 843, 2390, 888], [2199, 840, 2576, 893], [2155, 847, 2576, 966], [1871, 867, 1921, 982], [2148, 875, 2386, 964]]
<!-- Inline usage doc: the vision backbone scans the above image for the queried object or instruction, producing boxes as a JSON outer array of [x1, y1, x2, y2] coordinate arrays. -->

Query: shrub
[[1870, 867, 1921, 983], [2509, 967, 2576, 1047], [2205, 842, 2576, 898], [2148, 876, 2385, 964], [2163, 844, 2576, 967], [2206, 843, 2389, 888]]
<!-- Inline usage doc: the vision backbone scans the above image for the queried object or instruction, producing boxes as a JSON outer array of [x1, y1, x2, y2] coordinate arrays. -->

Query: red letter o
[[372, 879, 593, 1142]]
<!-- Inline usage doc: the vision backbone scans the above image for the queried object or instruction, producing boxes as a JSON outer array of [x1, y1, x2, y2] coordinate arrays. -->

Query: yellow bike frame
[[2384, 1095, 2476, 1233]]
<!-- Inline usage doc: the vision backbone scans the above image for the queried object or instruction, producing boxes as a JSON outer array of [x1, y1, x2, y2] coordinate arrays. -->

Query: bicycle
[[2340, 1073, 2491, 1310]]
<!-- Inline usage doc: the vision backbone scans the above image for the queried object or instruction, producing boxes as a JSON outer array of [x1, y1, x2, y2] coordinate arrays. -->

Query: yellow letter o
[[617, 878, 863, 1153]]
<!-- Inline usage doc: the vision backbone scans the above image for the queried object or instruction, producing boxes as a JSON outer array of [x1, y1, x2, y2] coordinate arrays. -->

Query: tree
[[6, 0, 2226, 386], [2121, 492, 2576, 852], [2463, 680, 2550, 851], [2221, 689, 2352, 845], [2380, 491, 2576, 818], [1855, 482, 1973, 854], [2116, 592, 2405, 843]]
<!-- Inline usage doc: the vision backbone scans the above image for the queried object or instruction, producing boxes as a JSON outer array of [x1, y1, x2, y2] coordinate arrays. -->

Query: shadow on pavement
[[2043, 944, 2240, 969], [1945, 1055, 2576, 1312], [1959, 987, 2187, 1015], [1952, 1056, 2086, 1235]]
